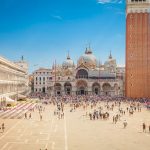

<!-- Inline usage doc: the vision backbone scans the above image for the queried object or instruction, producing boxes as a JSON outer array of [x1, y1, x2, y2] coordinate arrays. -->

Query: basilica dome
[[62, 54, 74, 68], [78, 48, 97, 69]]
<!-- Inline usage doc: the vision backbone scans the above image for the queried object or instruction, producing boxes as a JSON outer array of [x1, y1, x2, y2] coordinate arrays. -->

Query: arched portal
[[102, 83, 111, 96], [54, 83, 62, 96], [76, 69, 88, 79], [92, 82, 100, 95], [64, 82, 72, 95], [76, 80, 88, 95]]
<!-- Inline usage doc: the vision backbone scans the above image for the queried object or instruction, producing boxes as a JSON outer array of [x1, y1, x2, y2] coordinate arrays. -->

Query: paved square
[[0, 102, 150, 150]]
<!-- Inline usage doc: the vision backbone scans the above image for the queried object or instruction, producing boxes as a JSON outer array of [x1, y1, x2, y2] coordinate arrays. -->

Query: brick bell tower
[[126, 0, 150, 98]]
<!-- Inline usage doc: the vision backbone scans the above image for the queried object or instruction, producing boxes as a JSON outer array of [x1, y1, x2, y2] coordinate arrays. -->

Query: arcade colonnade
[[0, 56, 29, 100], [50, 80, 123, 96]]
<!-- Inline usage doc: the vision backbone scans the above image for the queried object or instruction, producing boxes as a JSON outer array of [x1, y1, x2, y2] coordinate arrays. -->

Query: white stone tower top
[[126, 0, 150, 14]]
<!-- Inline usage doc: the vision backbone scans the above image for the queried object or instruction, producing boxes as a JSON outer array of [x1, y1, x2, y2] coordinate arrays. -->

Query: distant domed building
[[33, 48, 125, 96], [62, 53, 74, 69]]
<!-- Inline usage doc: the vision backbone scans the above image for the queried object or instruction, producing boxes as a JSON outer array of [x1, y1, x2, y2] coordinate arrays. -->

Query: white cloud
[[97, 0, 111, 4], [51, 15, 63, 20], [97, 0, 123, 4]]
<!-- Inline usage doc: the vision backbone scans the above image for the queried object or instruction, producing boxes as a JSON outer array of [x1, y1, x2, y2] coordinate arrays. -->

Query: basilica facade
[[34, 48, 125, 96]]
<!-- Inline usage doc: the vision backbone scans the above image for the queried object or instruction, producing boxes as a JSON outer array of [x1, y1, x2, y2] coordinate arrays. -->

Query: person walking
[[143, 123, 146, 132], [2, 123, 5, 133], [40, 114, 42, 121], [123, 120, 128, 128], [25, 113, 27, 119], [29, 113, 32, 119]]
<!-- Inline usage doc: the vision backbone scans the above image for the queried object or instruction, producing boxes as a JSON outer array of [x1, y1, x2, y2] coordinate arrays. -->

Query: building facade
[[33, 68, 52, 93], [33, 48, 125, 96], [0, 56, 29, 99], [126, 0, 150, 98]]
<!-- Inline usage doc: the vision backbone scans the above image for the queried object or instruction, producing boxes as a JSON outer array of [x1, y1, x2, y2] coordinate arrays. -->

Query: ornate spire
[[67, 51, 70, 60], [85, 47, 88, 54], [52, 62, 54, 70], [21, 55, 24, 61], [87, 44, 92, 54], [109, 51, 112, 59]]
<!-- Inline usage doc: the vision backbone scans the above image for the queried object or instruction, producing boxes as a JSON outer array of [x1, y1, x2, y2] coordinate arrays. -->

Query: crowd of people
[[0, 94, 150, 149], [49, 95, 150, 133]]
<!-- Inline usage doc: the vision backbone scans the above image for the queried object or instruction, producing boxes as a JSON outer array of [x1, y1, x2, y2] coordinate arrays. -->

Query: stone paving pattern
[[0, 102, 150, 150]]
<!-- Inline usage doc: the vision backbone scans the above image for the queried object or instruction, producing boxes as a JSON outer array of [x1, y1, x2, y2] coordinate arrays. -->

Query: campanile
[[126, 0, 150, 98]]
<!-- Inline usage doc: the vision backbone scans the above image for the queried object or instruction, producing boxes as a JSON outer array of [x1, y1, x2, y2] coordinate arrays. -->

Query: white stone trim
[[126, 0, 150, 14]]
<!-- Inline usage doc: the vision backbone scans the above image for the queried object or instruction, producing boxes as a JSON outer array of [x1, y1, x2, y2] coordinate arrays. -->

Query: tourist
[[40, 114, 42, 121], [113, 116, 115, 123], [2, 123, 5, 133], [123, 120, 128, 128], [143, 123, 146, 132], [25, 113, 27, 119], [29, 113, 32, 119]]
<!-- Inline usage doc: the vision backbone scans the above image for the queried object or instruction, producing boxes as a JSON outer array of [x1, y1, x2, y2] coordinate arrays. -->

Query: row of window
[[35, 82, 45, 85], [35, 77, 70, 81], [34, 87, 48, 92], [131, 0, 146, 2], [35, 72, 51, 74], [36, 77, 52, 81]]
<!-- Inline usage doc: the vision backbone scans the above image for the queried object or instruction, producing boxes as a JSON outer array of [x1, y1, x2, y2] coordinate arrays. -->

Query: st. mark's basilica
[[33, 47, 125, 96]]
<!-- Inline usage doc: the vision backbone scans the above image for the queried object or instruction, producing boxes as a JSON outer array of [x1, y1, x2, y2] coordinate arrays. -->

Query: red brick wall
[[126, 12, 150, 98]]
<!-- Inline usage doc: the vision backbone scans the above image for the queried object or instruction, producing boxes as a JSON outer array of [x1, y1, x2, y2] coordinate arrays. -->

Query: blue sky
[[0, 0, 126, 73]]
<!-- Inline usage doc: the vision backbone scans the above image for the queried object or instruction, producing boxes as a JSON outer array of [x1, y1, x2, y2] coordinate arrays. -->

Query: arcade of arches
[[52, 81, 120, 96]]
